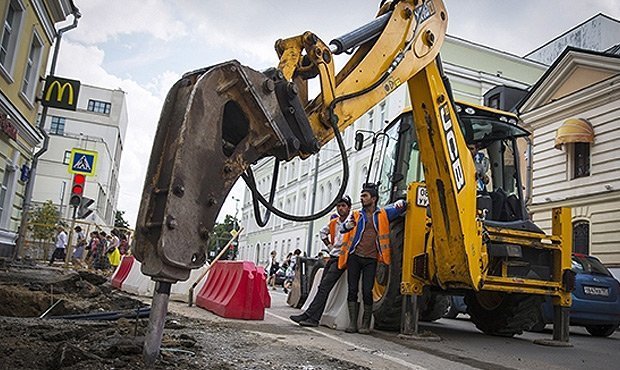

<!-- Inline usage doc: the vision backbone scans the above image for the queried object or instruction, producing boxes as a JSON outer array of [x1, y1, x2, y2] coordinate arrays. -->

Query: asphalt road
[[259, 289, 620, 370]]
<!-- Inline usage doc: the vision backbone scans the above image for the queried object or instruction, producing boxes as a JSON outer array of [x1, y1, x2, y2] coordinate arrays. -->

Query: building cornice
[[530, 190, 620, 212], [521, 74, 620, 129]]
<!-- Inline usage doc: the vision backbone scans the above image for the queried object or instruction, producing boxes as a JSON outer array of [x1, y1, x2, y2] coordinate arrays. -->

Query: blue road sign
[[68, 148, 98, 176]]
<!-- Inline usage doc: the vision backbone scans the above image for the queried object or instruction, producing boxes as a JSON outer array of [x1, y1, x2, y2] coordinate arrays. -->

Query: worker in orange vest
[[339, 183, 406, 334], [290, 195, 352, 327]]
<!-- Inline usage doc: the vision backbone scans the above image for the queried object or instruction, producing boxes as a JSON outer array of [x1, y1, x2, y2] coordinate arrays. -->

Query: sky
[[53, 0, 620, 228]]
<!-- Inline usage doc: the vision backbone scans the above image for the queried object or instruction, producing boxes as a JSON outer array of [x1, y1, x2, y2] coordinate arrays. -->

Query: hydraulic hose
[[242, 120, 349, 222]]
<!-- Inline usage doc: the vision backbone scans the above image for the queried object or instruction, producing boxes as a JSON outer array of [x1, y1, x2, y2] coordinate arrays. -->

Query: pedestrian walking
[[340, 184, 406, 334], [71, 226, 87, 268], [290, 195, 352, 327], [49, 226, 68, 266], [267, 250, 279, 290]]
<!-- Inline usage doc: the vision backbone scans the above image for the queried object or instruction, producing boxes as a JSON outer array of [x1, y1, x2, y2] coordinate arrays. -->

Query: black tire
[[419, 294, 450, 322], [585, 324, 618, 337], [528, 306, 546, 332], [373, 217, 405, 331], [465, 292, 542, 337]]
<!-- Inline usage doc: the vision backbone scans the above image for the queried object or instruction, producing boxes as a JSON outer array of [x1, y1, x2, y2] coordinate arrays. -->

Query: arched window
[[327, 182, 333, 202], [319, 185, 325, 207], [572, 220, 590, 255]]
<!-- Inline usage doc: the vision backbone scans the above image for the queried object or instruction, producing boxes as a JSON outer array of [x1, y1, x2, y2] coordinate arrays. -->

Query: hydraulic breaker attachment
[[134, 60, 319, 283]]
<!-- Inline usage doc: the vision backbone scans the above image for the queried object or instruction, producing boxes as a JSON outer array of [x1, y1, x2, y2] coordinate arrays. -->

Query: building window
[[573, 143, 590, 179], [50, 116, 65, 135], [63, 150, 71, 165], [367, 110, 374, 131], [87, 99, 111, 114], [21, 32, 42, 101], [379, 101, 386, 130], [572, 220, 589, 255], [0, 0, 24, 75], [0, 169, 8, 220]]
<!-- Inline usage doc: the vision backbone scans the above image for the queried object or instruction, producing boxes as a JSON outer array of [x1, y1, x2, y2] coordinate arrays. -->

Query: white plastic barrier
[[301, 268, 324, 311], [121, 258, 154, 297], [169, 262, 210, 303], [299, 268, 366, 331]]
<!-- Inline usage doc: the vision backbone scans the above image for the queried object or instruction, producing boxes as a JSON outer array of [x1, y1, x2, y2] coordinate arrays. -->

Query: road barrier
[[287, 257, 324, 308], [300, 268, 367, 330], [120, 257, 154, 296], [111, 255, 135, 289], [196, 261, 269, 320]]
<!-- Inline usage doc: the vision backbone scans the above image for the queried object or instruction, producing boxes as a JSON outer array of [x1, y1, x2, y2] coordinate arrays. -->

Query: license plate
[[583, 286, 610, 297]]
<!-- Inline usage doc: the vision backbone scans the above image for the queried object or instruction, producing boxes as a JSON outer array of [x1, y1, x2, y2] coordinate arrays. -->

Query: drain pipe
[[13, 7, 81, 261]]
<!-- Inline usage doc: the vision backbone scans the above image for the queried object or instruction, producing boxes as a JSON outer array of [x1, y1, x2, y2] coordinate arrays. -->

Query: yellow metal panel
[[407, 60, 485, 290], [401, 182, 430, 295], [552, 207, 573, 307]]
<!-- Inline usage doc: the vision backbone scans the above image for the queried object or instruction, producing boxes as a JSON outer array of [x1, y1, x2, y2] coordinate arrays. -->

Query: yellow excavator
[[134, 0, 574, 363]]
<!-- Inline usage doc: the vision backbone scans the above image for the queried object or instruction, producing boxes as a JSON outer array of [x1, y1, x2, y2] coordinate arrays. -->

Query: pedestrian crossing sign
[[68, 148, 98, 176]]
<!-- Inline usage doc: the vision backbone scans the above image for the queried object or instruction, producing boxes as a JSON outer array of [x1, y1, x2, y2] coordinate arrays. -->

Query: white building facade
[[519, 48, 620, 268], [32, 84, 128, 226], [237, 36, 547, 267]]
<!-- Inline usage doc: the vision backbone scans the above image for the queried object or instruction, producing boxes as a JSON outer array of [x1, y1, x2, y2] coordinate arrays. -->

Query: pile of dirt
[[0, 266, 367, 369]]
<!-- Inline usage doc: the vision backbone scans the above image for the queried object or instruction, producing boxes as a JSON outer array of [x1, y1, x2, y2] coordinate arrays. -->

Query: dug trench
[[0, 266, 367, 370]]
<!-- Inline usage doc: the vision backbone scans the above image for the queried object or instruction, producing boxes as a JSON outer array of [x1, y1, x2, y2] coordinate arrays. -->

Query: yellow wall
[[0, 0, 54, 125]]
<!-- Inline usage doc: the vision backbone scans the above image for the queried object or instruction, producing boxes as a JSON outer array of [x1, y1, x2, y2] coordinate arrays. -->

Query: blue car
[[533, 254, 620, 337]]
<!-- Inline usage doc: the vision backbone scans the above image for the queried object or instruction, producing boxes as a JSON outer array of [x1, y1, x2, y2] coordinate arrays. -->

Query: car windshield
[[572, 255, 612, 277]]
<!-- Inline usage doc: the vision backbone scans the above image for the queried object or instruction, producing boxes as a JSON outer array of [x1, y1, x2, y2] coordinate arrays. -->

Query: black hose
[[242, 121, 349, 222], [243, 158, 279, 227]]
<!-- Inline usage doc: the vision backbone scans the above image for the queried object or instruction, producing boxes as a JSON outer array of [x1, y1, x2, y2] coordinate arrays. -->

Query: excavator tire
[[373, 218, 449, 330], [373, 218, 405, 331], [465, 291, 542, 337]]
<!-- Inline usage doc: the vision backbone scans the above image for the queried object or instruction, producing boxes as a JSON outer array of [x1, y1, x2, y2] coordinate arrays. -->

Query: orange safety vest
[[338, 208, 391, 269], [328, 216, 338, 243]]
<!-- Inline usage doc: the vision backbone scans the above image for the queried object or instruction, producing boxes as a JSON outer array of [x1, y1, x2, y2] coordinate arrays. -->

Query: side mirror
[[355, 132, 364, 151]]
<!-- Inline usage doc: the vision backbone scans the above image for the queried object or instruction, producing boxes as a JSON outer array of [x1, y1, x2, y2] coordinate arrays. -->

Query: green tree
[[29, 200, 60, 243], [207, 214, 239, 261], [114, 210, 131, 229]]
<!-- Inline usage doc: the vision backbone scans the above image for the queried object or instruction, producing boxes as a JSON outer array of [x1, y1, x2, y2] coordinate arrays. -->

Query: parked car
[[531, 254, 620, 336]]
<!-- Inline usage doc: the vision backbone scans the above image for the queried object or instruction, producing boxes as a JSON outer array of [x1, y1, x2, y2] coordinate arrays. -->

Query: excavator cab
[[372, 100, 530, 217]]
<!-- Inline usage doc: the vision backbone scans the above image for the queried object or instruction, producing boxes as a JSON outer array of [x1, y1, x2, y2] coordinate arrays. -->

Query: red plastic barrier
[[196, 261, 269, 320], [111, 255, 135, 289], [255, 265, 270, 309]]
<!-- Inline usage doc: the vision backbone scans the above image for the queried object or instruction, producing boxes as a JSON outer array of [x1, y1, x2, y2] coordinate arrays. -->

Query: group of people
[[267, 248, 302, 294], [49, 225, 131, 273], [289, 183, 406, 334]]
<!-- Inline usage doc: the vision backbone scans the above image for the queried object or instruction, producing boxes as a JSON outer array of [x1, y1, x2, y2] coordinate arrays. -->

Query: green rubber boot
[[345, 302, 359, 333]]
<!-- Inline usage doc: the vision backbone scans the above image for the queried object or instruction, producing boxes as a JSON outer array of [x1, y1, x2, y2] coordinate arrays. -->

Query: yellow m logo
[[45, 80, 74, 105]]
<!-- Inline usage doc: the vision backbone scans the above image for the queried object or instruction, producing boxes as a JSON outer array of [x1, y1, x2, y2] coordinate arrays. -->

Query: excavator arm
[[134, 0, 449, 283]]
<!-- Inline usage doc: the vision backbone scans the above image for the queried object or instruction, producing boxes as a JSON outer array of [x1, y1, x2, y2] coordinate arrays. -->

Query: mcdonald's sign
[[41, 76, 81, 111]]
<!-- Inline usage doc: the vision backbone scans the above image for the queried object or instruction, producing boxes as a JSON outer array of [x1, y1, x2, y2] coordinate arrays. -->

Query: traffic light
[[69, 174, 85, 207]]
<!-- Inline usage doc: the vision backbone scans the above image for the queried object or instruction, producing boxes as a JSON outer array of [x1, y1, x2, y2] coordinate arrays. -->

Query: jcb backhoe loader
[[134, 0, 574, 363]]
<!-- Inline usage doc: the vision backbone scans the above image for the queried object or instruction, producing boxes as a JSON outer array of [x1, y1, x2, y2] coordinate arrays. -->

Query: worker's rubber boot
[[358, 304, 373, 334], [345, 302, 359, 333]]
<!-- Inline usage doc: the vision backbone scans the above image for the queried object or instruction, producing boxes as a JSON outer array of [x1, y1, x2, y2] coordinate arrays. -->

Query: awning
[[554, 118, 594, 149]]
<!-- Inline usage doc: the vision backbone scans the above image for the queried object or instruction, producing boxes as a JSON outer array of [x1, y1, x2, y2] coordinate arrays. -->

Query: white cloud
[[70, 0, 187, 44], [56, 41, 165, 227]]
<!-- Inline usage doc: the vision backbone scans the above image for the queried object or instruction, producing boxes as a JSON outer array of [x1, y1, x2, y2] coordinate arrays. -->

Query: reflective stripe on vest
[[338, 209, 391, 268]]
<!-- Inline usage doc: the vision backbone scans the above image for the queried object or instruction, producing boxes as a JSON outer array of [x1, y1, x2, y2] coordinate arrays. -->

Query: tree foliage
[[29, 201, 60, 241], [114, 210, 131, 229], [207, 214, 239, 261]]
